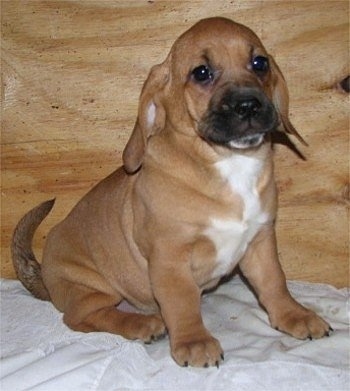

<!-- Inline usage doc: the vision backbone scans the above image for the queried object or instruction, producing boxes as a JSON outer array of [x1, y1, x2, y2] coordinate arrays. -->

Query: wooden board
[[1, 0, 349, 287]]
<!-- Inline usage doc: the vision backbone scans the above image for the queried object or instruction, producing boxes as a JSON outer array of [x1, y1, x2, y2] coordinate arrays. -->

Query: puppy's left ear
[[269, 55, 307, 146], [123, 56, 171, 174]]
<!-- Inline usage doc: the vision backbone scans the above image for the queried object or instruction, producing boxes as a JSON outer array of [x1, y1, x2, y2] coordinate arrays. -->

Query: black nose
[[233, 98, 262, 120]]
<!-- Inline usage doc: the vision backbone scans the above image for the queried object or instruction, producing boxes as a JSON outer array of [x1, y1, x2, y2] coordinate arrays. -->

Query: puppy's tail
[[11, 199, 55, 301]]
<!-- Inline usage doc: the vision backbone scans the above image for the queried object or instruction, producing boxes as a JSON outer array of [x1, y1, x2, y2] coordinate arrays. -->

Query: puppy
[[12, 17, 331, 368]]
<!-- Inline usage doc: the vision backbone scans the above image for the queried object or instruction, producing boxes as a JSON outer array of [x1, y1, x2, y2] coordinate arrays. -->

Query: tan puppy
[[12, 17, 331, 368]]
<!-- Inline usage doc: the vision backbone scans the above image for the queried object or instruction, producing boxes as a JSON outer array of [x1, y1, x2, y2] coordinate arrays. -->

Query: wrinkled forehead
[[170, 18, 267, 72]]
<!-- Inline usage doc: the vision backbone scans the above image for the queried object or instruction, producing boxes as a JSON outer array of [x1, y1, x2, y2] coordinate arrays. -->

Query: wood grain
[[1, 1, 349, 287]]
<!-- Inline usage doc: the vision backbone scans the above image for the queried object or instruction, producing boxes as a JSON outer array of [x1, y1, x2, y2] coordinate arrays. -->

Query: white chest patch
[[205, 154, 269, 279]]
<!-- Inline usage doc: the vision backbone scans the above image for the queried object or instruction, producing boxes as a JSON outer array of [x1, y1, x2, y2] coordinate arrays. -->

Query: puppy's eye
[[252, 56, 269, 75], [192, 65, 213, 83]]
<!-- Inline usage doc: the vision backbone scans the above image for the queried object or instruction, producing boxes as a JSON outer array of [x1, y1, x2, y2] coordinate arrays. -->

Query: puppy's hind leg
[[62, 287, 166, 343]]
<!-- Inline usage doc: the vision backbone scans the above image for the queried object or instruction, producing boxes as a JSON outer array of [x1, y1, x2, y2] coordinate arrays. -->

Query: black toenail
[[215, 360, 220, 369], [204, 363, 209, 368], [183, 361, 188, 367], [221, 353, 224, 361], [308, 335, 313, 341], [329, 326, 334, 332]]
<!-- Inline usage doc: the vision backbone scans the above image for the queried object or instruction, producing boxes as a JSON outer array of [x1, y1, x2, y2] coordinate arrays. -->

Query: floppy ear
[[269, 55, 307, 146], [122, 57, 170, 174]]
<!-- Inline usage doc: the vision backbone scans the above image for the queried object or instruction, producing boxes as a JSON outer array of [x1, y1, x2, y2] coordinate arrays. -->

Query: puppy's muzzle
[[199, 86, 278, 149]]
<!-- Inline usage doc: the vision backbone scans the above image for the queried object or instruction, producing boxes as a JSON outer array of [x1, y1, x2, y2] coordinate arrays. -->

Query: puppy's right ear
[[123, 56, 171, 174]]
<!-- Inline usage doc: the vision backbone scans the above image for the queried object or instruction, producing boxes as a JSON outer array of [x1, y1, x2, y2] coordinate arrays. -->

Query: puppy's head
[[123, 17, 304, 173]]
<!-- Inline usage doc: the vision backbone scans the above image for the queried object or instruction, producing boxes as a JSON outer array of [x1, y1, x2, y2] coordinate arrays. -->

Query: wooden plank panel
[[1, 0, 349, 286]]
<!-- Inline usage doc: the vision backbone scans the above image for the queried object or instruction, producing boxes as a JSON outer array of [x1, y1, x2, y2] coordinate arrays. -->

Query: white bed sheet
[[1, 276, 349, 391]]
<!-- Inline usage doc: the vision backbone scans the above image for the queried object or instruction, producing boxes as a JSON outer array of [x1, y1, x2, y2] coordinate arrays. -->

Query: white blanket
[[1, 277, 349, 391]]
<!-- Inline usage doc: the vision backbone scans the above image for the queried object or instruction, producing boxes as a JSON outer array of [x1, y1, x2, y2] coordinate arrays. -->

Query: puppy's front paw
[[272, 308, 332, 340], [171, 333, 224, 368]]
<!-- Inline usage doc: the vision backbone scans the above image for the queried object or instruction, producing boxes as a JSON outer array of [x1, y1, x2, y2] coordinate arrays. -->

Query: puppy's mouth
[[228, 133, 265, 149], [198, 87, 278, 150]]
